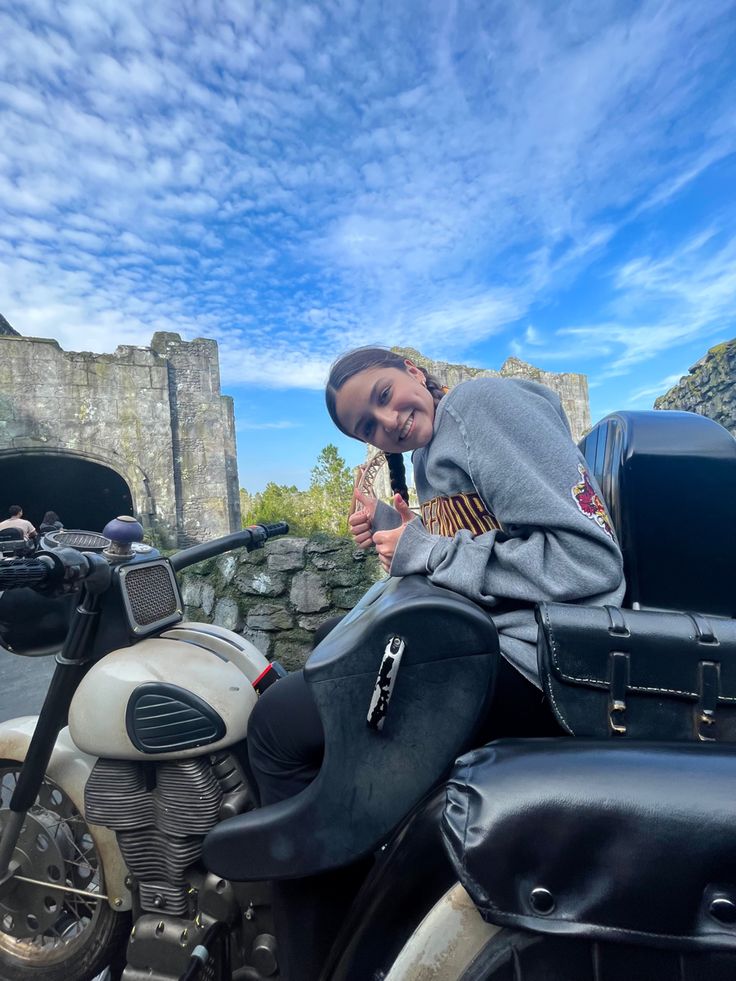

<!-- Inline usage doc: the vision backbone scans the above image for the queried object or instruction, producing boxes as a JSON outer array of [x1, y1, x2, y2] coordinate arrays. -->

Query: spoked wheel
[[0, 761, 130, 981]]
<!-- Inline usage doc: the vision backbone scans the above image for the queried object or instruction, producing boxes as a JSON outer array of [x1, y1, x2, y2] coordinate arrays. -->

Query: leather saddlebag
[[536, 603, 736, 740]]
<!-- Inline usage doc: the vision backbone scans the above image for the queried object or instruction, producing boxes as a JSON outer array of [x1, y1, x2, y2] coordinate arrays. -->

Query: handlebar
[[0, 523, 290, 592], [0, 548, 109, 594], [0, 556, 58, 590], [169, 522, 290, 573]]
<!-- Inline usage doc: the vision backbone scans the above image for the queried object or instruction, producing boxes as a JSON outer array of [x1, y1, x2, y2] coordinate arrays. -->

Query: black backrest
[[203, 575, 499, 880], [0, 528, 24, 542], [580, 410, 736, 618]]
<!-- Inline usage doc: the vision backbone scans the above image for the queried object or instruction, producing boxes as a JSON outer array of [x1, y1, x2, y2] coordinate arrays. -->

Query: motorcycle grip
[[169, 521, 290, 573], [259, 521, 290, 538], [0, 556, 57, 590]]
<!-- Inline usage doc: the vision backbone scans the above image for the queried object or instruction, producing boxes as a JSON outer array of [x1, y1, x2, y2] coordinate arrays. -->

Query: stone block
[[272, 633, 312, 672], [297, 613, 336, 632], [213, 597, 242, 632], [180, 578, 203, 607], [246, 604, 294, 631], [266, 538, 307, 572], [238, 547, 266, 566], [242, 628, 272, 657], [309, 551, 343, 571], [323, 564, 363, 588], [290, 571, 330, 613], [305, 536, 345, 555], [217, 553, 237, 584], [235, 570, 287, 597], [201, 582, 216, 616]]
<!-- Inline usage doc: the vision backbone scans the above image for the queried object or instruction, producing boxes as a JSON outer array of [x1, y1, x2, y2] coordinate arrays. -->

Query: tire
[[0, 760, 130, 981]]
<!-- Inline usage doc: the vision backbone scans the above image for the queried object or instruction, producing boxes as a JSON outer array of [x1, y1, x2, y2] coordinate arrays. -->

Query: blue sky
[[1, 0, 735, 491]]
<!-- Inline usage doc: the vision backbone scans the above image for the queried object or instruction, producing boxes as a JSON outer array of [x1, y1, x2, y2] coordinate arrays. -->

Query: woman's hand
[[373, 495, 415, 573], [348, 489, 378, 549]]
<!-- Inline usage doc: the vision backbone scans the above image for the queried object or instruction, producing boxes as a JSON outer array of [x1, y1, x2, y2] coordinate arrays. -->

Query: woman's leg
[[247, 669, 325, 806], [247, 653, 367, 981]]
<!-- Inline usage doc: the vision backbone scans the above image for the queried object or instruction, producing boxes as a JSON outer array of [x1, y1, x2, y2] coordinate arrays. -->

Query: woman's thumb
[[394, 494, 414, 523]]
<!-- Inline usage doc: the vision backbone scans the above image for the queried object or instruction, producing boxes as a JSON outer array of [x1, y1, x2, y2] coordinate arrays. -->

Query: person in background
[[0, 505, 37, 541], [39, 511, 63, 535]]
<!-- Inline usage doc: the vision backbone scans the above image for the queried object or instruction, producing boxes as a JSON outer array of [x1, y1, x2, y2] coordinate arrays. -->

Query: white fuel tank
[[69, 622, 271, 761]]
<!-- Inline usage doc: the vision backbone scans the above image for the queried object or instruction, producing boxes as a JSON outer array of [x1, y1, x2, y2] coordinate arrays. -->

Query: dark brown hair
[[325, 347, 446, 503]]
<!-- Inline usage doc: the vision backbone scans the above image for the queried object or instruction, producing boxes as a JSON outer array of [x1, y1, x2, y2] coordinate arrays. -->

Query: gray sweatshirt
[[375, 376, 625, 685]]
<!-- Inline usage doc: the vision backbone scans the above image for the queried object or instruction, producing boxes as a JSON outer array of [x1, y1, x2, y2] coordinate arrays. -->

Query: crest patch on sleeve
[[571, 464, 615, 540]]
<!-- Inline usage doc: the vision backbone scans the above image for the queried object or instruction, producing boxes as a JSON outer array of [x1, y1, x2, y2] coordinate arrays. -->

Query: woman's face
[[334, 362, 436, 452]]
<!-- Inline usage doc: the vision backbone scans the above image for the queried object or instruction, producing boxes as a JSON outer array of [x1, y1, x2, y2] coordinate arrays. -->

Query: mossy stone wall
[[180, 534, 383, 670], [655, 339, 736, 436]]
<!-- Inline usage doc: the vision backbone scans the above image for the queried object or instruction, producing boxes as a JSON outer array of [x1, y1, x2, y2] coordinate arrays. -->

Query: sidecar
[[203, 408, 736, 981], [440, 409, 736, 979]]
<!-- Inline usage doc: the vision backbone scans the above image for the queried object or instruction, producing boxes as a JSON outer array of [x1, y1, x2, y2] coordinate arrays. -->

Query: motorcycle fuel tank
[[69, 629, 262, 760]]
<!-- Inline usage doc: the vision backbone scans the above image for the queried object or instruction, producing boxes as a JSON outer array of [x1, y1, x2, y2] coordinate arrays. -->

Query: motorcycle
[[0, 407, 734, 981]]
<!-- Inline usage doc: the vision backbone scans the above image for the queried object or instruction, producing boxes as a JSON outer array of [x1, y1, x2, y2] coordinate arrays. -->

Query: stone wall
[[654, 339, 736, 436], [0, 330, 239, 544], [180, 535, 383, 671], [393, 347, 591, 440]]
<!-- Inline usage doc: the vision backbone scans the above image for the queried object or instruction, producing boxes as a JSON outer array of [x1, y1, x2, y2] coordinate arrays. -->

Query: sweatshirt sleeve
[[390, 378, 624, 607]]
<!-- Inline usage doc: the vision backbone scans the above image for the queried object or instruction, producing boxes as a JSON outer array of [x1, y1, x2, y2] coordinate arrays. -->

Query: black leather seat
[[203, 575, 499, 880]]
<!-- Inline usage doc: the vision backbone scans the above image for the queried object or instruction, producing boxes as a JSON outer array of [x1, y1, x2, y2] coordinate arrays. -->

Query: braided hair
[[325, 347, 446, 504]]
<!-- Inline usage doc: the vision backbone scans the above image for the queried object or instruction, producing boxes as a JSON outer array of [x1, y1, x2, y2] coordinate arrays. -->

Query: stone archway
[[0, 452, 134, 533]]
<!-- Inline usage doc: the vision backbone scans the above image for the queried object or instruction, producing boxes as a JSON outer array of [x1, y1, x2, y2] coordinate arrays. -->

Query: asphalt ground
[[0, 646, 55, 723]]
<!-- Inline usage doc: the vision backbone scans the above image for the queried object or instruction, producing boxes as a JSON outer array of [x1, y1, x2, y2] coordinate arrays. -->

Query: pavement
[[0, 647, 55, 723]]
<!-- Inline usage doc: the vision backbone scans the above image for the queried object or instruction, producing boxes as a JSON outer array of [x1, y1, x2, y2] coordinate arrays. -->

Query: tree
[[240, 445, 355, 537], [308, 444, 354, 535]]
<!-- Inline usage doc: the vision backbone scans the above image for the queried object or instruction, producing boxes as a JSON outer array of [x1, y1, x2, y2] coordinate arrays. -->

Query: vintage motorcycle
[[0, 407, 734, 981]]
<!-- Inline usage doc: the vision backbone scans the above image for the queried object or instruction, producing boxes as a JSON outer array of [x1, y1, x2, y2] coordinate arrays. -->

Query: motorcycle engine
[[85, 752, 251, 915]]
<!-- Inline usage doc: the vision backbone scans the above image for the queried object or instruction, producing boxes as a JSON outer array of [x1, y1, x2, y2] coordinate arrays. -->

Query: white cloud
[[627, 373, 687, 405], [0, 0, 734, 391], [560, 228, 736, 374]]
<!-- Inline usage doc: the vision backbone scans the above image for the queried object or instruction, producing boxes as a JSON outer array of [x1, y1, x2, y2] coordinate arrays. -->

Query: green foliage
[[241, 444, 354, 536]]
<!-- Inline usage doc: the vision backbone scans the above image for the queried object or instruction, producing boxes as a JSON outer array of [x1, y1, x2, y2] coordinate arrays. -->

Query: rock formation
[[0, 313, 20, 336], [654, 338, 736, 437]]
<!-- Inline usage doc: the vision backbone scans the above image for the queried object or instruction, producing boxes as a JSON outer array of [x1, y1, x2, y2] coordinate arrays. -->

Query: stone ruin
[[0, 327, 240, 545], [654, 338, 736, 437]]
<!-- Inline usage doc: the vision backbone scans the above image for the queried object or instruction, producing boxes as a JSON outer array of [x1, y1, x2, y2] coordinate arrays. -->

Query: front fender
[[383, 883, 499, 980], [0, 717, 132, 911]]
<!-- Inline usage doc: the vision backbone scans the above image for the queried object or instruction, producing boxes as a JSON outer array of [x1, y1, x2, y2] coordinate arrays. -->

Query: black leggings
[[247, 651, 559, 808]]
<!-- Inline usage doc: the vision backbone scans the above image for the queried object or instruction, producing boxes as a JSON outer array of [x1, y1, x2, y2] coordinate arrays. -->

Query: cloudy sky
[[1, 0, 735, 490]]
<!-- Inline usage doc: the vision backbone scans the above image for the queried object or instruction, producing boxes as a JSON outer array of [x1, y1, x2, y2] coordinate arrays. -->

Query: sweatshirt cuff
[[390, 519, 447, 577]]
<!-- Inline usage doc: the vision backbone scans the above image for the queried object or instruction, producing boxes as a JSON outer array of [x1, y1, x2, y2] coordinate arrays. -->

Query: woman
[[39, 511, 63, 535], [247, 346, 625, 979]]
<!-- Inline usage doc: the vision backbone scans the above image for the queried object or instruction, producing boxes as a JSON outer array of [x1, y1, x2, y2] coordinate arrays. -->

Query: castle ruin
[[0, 329, 240, 545]]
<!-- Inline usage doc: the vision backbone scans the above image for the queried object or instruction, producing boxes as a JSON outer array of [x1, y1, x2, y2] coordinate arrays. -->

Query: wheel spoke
[[0, 765, 109, 968]]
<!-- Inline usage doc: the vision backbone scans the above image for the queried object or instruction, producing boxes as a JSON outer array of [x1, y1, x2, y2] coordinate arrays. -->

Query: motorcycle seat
[[203, 575, 499, 880]]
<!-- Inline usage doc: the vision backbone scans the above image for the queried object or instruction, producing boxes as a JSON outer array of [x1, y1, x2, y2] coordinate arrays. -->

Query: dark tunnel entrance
[[0, 454, 134, 533]]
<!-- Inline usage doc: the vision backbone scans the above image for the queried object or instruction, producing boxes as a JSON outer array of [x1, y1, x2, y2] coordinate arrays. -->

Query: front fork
[[0, 580, 105, 885]]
